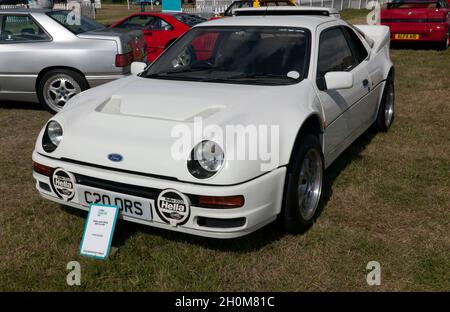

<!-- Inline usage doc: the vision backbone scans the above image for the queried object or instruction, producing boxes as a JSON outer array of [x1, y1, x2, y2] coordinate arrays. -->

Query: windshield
[[143, 26, 310, 86], [387, 0, 444, 9], [47, 11, 105, 35], [173, 13, 207, 27]]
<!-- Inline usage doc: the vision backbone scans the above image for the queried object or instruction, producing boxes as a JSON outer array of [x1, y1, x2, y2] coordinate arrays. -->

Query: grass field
[[0, 8, 449, 291]]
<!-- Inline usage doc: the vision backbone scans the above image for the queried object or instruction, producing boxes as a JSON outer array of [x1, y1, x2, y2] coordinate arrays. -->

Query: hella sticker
[[51, 168, 76, 201], [156, 189, 191, 226]]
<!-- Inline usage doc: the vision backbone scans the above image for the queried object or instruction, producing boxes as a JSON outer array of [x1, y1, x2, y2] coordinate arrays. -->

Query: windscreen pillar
[[162, 0, 182, 12]]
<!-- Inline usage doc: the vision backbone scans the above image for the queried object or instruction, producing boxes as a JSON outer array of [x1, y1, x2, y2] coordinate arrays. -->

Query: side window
[[317, 27, 354, 80], [150, 17, 173, 31], [116, 15, 155, 30], [342, 26, 369, 64], [0, 15, 50, 42]]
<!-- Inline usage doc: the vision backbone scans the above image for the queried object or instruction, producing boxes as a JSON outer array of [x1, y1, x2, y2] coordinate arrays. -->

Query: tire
[[283, 134, 324, 234], [375, 77, 395, 132], [439, 31, 449, 51], [37, 69, 89, 114]]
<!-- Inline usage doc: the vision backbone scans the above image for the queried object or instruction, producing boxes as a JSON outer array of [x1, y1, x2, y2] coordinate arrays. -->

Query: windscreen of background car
[[46, 11, 105, 34], [173, 13, 207, 27], [386, 0, 443, 9], [143, 26, 311, 86]]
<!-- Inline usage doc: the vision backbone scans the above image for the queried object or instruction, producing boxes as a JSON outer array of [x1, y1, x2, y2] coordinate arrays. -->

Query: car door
[[0, 13, 52, 97], [143, 16, 177, 61], [340, 26, 377, 128], [315, 26, 370, 163]]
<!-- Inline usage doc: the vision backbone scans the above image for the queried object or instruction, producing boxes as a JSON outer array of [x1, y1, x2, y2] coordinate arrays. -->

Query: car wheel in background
[[375, 77, 395, 132], [440, 31, 449, 50], [37, 69, 89, 114], [283, 134, 324, 234]]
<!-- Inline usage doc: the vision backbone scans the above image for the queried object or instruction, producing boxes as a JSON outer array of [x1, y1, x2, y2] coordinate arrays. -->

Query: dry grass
[[0, 9, 448, 291]]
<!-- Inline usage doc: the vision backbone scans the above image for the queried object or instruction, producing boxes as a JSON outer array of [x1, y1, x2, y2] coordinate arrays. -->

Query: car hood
[[37, 76, 320, 185]]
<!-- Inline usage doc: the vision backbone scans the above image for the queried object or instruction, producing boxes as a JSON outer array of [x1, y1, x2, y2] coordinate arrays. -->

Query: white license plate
[[76, 185, 153, 221]]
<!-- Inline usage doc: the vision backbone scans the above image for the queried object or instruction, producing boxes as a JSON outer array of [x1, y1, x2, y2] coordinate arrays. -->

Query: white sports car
[[32, 13, 394, 238]]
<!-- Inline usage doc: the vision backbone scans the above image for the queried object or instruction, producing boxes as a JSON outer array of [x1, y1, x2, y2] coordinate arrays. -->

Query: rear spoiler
[[233, 7, 341, 18], [354, 25, 390, 54]]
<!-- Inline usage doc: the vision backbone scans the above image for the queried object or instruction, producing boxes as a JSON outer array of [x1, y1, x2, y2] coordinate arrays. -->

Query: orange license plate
[[394, 34, 420, 40]]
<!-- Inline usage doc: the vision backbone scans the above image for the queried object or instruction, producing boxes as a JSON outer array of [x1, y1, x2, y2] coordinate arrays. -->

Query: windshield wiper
[[232, 73, 298, 80]]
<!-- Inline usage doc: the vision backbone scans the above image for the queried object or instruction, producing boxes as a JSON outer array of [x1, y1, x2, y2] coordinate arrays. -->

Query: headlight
[[187, 140, 224, 179], [42, 120, 63, 153]]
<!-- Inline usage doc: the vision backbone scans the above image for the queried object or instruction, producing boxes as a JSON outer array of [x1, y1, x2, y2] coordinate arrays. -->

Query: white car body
[[32, 16, 393, 238]]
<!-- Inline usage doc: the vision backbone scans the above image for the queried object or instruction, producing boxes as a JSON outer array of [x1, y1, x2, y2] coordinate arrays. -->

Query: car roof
[[195, 15, 337, 30]]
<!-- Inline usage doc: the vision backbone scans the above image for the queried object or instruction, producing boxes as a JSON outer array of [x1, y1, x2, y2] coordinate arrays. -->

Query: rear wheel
[[375, 78, 395, 132], [37, 69, 89, 114], [283, 134, 324, 234]]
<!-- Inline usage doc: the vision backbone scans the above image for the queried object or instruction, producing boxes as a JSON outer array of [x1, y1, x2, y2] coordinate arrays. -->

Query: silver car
[[0, 8, 146, 113]]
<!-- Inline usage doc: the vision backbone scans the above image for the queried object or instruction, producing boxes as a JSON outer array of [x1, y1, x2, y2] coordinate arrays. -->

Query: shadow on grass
[[60, 128, 378, 253], [318, 128, 377, 222], [0, 101, 43, 111]]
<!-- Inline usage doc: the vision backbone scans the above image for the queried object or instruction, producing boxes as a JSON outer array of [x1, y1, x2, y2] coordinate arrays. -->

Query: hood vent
[[95, 95, 224, 121]]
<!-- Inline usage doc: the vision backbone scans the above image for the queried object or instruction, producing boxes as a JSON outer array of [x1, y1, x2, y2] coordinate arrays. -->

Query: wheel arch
[[387, 66, 395, 80], [287, 113, 324, 169], [36, 66, 88, 91]]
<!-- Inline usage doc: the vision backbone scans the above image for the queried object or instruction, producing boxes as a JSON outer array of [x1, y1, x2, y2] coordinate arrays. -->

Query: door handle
[[363, 79, 369, 87]]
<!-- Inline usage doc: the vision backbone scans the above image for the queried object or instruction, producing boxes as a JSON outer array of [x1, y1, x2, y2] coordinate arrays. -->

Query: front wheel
[[283, 134, 324, 234], [37, 69, 88, 114]]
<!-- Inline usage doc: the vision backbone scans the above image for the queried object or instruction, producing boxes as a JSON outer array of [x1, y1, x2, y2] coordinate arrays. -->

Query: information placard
[[80, 204, 119, 260]]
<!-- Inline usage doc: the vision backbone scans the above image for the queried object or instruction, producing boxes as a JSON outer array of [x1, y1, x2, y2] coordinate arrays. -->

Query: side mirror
[[324, 71, 354, 90], [131, 62, 147, 75]]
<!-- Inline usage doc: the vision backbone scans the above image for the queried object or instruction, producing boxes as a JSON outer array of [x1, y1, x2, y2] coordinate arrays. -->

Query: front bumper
[[32, 151, 286, 239]]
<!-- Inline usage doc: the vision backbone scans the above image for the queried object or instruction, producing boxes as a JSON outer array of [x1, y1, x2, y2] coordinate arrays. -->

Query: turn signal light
[[198, 195, 245, 209], [33, 161, 53, 177]]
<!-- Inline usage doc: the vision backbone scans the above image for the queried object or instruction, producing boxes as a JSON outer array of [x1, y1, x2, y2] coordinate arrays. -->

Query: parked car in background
[[32, 14, 395, 238], [210, 0, 297, 19], [381, 0, 450, 49], [133, 0, 162, 5], [110, 12, 206, 62], [0, 9, 146, 113], [233, 6, 341, 18]]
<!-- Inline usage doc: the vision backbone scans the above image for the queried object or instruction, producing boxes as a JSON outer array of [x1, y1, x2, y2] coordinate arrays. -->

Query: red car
[[381, 0, 450, 49], [111, 12, 206, 62]]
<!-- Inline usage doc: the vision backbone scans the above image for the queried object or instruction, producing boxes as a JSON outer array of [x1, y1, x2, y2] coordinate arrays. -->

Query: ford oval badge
[[108, 154, 123, 162]]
